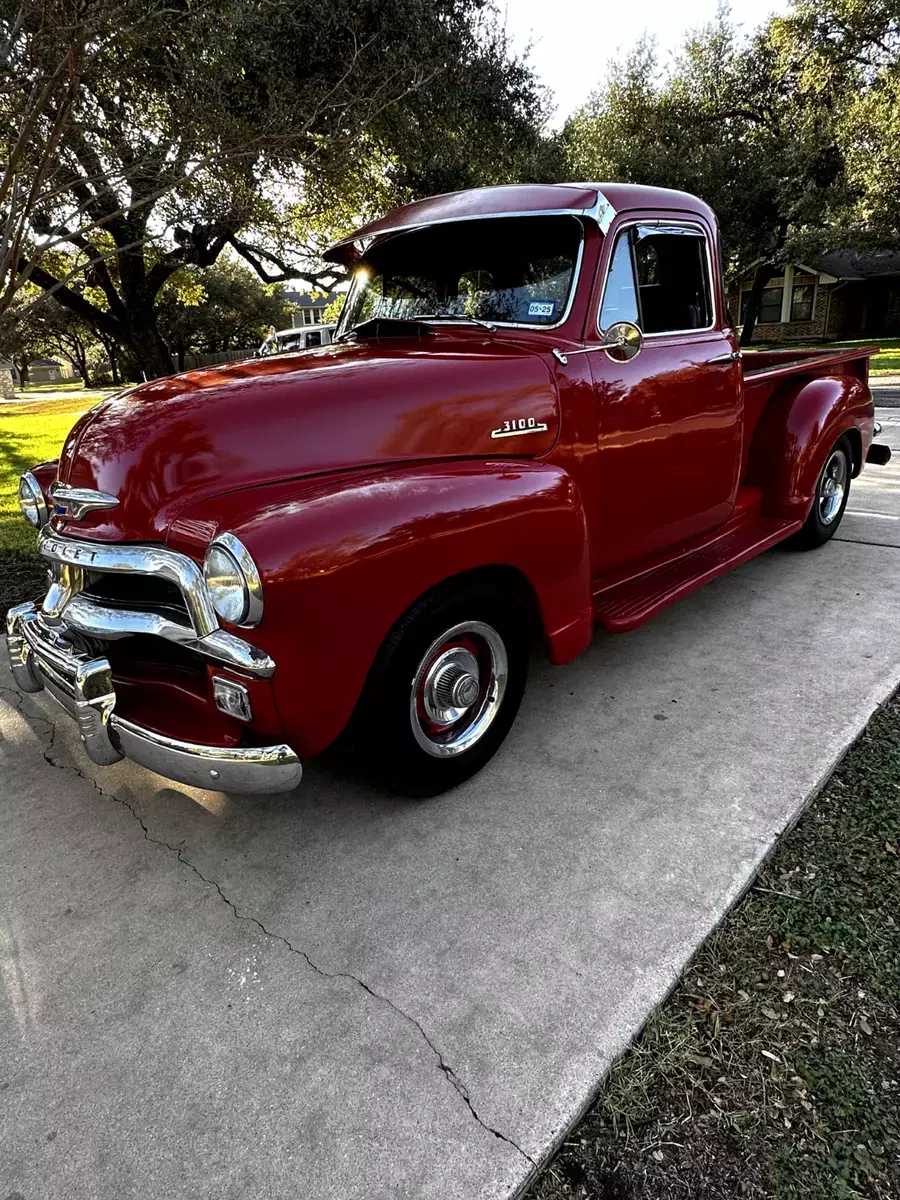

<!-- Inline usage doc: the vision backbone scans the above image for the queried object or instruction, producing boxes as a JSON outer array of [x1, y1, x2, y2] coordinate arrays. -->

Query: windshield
[[337, 215, 583, 336]]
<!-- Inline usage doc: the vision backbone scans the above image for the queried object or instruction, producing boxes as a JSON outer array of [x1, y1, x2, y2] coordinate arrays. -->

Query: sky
[[502, 0, 792, 127]]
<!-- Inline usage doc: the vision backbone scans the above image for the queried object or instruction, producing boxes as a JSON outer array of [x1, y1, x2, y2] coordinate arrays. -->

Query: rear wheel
[[353, 581, 529, 797], [792, 435, 852, 549]]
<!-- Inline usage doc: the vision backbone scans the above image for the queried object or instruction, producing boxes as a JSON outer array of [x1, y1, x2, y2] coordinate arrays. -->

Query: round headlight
[[203, 533, 263, 627], [18, 472, 47, 528]]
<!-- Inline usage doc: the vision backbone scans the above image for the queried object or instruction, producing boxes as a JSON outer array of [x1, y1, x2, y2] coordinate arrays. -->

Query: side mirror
[[601, 320, 643, 362]]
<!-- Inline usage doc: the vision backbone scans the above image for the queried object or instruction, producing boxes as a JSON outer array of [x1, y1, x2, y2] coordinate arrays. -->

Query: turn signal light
[[213, 677, 252, 722]]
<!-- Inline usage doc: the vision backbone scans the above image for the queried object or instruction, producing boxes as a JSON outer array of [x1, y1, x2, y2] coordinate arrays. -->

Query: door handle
[[707, 350, 742, 364]]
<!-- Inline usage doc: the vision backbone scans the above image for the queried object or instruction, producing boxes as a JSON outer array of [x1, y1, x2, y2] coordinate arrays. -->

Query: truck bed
[[739, 344, 878, 488], [741, 344, 878, 384]]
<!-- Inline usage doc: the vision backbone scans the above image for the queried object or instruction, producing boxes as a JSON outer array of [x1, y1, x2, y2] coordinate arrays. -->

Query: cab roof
[[324, 183, 716, 266]]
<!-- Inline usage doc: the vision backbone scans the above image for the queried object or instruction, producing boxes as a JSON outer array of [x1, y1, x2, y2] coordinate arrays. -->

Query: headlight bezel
[[18, 472, 49, 529], [203, 532, 264, 628]]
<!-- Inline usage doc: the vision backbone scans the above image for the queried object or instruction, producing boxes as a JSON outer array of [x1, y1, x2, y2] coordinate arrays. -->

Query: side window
[[634, 227, 713, 333], [598, 231, 639, 328]]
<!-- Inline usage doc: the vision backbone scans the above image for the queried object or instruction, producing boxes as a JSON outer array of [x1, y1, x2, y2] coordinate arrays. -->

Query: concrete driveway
[[2, 409, 899, 1200]]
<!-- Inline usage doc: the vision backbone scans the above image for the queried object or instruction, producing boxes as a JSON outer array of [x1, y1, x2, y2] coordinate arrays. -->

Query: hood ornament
[[50, 482, 119, 520]]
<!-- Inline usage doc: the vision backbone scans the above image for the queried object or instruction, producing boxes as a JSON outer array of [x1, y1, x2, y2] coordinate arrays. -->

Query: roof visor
[[324, 184, 615, 267]]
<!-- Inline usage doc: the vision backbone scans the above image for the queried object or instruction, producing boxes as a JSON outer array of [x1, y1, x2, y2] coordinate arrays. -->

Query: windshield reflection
[[337, 215, 583, 337]]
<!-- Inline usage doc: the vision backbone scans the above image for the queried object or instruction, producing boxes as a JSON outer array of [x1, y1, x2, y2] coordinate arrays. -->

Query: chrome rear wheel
[[818, 447, 848, 525], [792, 434, 852, 549]]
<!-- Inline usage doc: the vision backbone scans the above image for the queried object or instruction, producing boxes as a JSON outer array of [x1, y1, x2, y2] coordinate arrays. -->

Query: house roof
[[807, 251, 900, 280], [31, 358, 61, 366], [323, 183, 718, 266]]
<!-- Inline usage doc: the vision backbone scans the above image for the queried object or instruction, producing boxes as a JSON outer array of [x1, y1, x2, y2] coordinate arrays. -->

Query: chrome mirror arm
[[552, 321, 642, 366]]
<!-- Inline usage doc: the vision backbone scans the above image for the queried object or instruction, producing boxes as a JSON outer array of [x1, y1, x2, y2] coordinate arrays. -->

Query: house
[[9, 357, 74, 385], [282, 290, 339, 328], [730, 251, 900, 342]]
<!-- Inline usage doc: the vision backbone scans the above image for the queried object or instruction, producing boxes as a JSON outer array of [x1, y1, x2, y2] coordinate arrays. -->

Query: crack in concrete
[[834, 537, 900, 549], [4, 681, 535, 1168]]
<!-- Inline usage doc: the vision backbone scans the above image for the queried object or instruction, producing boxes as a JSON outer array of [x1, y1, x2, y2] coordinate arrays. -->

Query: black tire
[[353, 580, 530, 797], [791, 434, 853, 550]]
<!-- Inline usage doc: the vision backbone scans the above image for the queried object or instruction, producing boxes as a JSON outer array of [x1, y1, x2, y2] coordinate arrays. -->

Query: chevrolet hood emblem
[[50, 482, 120, 521]]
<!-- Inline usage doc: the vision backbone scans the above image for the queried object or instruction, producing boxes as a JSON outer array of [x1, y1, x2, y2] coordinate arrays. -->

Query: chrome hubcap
[[422, 647, 481, 724], [411, 621, 508, 758], [819, 449, 848, 525]]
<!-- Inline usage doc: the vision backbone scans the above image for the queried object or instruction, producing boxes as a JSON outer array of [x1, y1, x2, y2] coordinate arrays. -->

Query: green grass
[[0, 398, 90, 553], [749, 337, 900, 375], [18, 379, 95, 392], [530, 694, 900, 1200], [816, 338, 899, 375]]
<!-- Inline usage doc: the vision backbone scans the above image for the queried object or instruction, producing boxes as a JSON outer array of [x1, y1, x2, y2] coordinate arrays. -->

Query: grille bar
[[39, 531, 218, 636]]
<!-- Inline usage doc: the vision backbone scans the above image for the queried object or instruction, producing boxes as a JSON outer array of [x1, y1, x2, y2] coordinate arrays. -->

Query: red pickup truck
[[7, 183, 891, 797]]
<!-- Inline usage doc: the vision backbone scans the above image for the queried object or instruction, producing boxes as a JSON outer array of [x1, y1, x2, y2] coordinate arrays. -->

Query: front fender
[[169, 460, 592, 757], [748, 375, 874, 522]]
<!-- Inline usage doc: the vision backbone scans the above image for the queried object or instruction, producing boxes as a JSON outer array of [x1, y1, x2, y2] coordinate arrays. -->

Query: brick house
[[729, 252, 900, 342]]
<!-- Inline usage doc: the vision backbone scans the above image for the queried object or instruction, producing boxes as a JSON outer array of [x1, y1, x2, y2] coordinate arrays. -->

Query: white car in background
[[257, 324, 336, 356]]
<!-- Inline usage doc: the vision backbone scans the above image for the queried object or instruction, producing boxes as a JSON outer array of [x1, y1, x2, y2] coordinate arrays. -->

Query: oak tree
[[7, 0, 551, 378]]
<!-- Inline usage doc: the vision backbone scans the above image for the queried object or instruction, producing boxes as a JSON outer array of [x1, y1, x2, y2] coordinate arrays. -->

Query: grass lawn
[[18, 379, 95, 392], [748, 338, 900, 375], [530, 693, 900, 1200], [0, 397, 91, 554], [829, 338, 899, 375]]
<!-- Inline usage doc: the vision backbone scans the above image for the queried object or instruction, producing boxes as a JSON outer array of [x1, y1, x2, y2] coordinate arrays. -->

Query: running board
[[593, 518, 802, 633]]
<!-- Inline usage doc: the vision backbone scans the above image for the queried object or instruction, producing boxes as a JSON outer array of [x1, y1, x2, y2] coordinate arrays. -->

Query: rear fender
[[170, 461, 592, 757], [748, 376, 874, 522]]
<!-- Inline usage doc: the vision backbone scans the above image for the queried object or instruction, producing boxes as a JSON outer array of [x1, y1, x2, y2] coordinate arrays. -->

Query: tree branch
[[228, 237, 347, 290], [21, 260, 123, 340]]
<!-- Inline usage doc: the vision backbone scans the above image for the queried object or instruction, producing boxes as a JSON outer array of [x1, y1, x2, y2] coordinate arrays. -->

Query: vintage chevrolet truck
[[6, 183, 892, 796]]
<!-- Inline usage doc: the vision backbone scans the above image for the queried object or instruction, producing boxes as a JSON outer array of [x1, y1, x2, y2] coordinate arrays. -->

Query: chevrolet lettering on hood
[[4, 181, 888, 801]]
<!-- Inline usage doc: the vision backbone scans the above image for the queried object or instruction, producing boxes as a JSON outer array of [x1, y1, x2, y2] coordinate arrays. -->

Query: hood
[[54, 334, 559, 542]]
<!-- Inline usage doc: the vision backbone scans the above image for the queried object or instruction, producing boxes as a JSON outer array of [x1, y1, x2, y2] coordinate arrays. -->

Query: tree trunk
[[128, 318, 175, 379], [739, 263, 776, 348], [98, 335, 120, 385], [175, 338, 186, 373], [16, 358, 29, 387], [77, 350, 92, 387], [59, 336, 93, 387]]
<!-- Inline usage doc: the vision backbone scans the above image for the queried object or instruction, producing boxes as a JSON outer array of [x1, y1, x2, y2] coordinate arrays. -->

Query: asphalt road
[[1, 409, 899, 1200]]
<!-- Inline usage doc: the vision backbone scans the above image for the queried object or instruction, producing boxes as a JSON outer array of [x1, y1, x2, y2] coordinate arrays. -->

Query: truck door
[[588, 219, 742, 574]]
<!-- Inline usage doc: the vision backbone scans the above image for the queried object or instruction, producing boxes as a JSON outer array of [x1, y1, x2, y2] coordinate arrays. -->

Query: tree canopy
[[5, 0, 898, 370], [563, 1, 899, 342], [6, 0, 554, 377], [156, 258, 296, 370]]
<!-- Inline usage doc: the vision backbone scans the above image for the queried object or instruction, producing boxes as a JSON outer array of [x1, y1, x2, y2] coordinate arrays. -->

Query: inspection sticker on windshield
[[528, 301, 555, 318]]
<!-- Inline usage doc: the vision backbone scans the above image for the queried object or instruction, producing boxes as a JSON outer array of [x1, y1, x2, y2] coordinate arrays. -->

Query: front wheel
[[791, 435, 852, 549], [353, 582, 529, 797]]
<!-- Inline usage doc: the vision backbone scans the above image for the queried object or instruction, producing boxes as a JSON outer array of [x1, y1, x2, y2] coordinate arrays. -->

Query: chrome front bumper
[[38, 530, 275, 677], [5, 603, 302, 794]]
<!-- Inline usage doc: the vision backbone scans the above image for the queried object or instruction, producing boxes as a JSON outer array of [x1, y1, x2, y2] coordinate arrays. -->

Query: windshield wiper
[[339, 316, 436, 341], [416, 313, 497, 333], [338, 312, 497, 342]]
